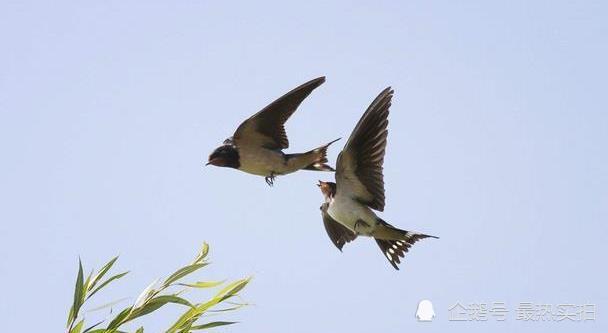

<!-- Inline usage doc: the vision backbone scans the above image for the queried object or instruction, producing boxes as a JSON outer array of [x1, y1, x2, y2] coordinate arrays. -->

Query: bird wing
[[321, 203, 357, 251], [335, 87, 393, 211], [232, 77, 326, 150]]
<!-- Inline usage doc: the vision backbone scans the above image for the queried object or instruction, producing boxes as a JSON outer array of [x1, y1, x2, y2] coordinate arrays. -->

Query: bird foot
[[265, 173, 276, 186]]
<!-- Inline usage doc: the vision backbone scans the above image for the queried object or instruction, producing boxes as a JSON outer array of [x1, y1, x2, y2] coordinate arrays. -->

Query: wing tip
[[309, 76, 326, 87]]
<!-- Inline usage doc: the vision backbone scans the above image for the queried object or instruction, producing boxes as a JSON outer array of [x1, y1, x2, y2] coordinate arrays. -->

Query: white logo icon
[[416, 300, 436, 322]]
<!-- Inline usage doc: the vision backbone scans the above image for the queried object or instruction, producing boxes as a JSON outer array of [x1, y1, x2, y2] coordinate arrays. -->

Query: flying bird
[[317, 87, 437, 270], [207, 77, 339, 186]]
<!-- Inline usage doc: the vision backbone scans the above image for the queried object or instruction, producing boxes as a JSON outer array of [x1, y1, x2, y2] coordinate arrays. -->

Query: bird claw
[[265, 173, 275, 186]]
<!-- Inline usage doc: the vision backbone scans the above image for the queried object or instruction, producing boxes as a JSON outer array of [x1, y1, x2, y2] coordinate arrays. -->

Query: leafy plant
[[66, 243, 251, 333]]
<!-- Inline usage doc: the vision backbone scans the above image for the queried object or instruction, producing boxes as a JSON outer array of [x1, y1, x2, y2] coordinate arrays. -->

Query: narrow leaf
[[83, 270, 94, 297], [149, 295, 193, 308], [177, 280, 224, 289], [70, 319, 85, 333], [191, 321, 237, 330], [132, 278, 159, 309], [87, 271, 129, 300], [89, 256, 119, 291], [127, 295, 194, 323], [68, 259, 85, 327], [82, 320, 104, 333], [169, 278, 250, 332], [167, 299, 219, 333], [164, 263, 208, 286], [106, 306, 132, 330], [213, 278, 251, 302], [87, 297, 130, 312], [207, 303, 248, 313], [193, 243, 209, 263]]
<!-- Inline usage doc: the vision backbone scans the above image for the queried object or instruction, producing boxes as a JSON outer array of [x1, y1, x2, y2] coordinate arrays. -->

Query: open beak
[[317, 180, 323, 187]]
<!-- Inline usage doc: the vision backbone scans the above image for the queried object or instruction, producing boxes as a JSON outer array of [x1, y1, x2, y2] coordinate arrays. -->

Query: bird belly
[[328, 196, 378, 236], [237, 146, 290, 176]]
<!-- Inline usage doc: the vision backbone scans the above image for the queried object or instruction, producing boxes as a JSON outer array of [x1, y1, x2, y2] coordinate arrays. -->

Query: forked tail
[[373, 218, 438, 270], [295, 138, 340, 172]]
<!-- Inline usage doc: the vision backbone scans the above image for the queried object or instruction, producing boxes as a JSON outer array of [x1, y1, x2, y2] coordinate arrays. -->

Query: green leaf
[[167, 299, 219, 333], [87, 297, 130, 312], [106, 306, 132, 330], [68, 308, 74, 329], [194, 243, 209, 263], [68, 244, 248, 333], [177, 280, 224, 289], [168, 278, 250, 332], [127, 295, 194, 323], [164, 263, 208, 286], [132, 278, 159, 309], [207, 302, 248, 313], [68, 259, 85, 327], [149, 295, 194, 308], [128, 301, 165, 322], [213, 277, 251, 302], [82, 320, 104, 333], [87, 271, 129, 300], [70, 319, 85, 333], [86, 329, 128, 333], [89, 256, 119, 291], [83, 269, 94, 296], [191, 321, 237, 330]]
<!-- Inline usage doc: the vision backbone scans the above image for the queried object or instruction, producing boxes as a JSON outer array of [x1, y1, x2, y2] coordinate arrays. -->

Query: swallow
[[207, 77, 339, 186], [317, 87, 437, 270]]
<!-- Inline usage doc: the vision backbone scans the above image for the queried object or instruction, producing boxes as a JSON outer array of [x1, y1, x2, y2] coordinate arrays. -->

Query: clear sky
[[1, 1, 606, 332]]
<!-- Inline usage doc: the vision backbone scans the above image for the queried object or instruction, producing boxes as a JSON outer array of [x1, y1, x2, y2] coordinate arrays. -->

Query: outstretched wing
[[321, 203, 357, 251], [335, 87, 393, 211], [233, 77, 326, 150]]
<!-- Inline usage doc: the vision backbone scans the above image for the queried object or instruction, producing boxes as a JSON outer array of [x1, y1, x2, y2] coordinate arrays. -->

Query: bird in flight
[[317, 87, 437, 270], [207, 77, 339, 186]]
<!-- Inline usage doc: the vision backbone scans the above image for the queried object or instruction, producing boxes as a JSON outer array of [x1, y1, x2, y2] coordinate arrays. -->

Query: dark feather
[[336, 87, 393, 211], [320, 203, 357, 251], [374, 219, 438, 270], [233, 77, 326, 150]]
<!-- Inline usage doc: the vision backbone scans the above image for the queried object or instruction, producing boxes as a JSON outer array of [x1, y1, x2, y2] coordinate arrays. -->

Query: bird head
[[317, 180, 337, 201], [207, 144, 240, 169]]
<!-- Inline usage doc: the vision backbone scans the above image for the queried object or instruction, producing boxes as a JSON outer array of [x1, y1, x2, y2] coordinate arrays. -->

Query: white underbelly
[[327, 195, 378, 235], [238, 146, 287, 176]]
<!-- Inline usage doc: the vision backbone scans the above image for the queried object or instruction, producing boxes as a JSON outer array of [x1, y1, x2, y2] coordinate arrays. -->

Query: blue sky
[[1, 1, 606, 332]]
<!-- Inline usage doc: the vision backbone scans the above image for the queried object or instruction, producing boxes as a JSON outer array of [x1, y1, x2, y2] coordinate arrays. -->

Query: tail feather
[[374, 219, 438, 270], [302, 138, 341, 171]]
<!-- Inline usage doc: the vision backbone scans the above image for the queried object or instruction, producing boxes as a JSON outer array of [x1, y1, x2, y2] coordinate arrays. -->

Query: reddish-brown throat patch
[[317, 180, 337, 199]]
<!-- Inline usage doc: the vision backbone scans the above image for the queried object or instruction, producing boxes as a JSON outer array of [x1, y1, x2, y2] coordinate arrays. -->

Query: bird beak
[[206, 157, 220, 166], [317, 180, 322, 187]]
